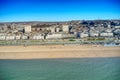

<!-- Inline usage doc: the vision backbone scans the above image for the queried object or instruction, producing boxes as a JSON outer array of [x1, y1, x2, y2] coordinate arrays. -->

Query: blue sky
[[0, 0, 120, 22]]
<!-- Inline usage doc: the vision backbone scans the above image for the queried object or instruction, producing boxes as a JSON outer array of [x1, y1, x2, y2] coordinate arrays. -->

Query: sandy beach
[[0, 45, 120, 59]]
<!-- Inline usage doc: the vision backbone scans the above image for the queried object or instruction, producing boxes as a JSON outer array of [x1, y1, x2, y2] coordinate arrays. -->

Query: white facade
[[46, 28, 49, 30], [62, 25, 69, 32], [115, 26, 120, 28], [24, 25, 31, 33], [6, 36, 15, 40], [0, 36, 6, 40], [100, 32, 113, 37], [33, 35, 44, 40], [46, 33, 62, 39], [73, 32, 77, 35], [107, 25, 111, 28], [62, 34, 75, 38], [50, 27, 55, 33], [90, 27, 94, 30], [21, 35, 28, 40], [89, 33, 99, 37], [80, 33, 89, 38], [55, 27, 60, 32], [0, 33, 6, 36]]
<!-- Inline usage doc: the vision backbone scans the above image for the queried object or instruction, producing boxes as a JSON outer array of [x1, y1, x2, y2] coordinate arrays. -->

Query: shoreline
[[0, 45, 120, 59]]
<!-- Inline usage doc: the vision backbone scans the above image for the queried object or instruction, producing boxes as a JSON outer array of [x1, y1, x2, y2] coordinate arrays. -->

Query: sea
[[0, 57, 120, 80]]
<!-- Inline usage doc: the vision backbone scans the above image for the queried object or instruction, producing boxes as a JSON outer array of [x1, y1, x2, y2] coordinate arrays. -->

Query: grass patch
[[69, 39, 76, 42]]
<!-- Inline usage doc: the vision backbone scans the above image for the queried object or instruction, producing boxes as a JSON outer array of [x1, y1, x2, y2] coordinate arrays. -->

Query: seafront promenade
[[0, 38, 117, 46]]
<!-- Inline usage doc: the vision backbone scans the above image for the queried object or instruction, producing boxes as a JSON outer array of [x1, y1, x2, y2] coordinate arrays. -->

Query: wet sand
[[0, 45, 120, 59]]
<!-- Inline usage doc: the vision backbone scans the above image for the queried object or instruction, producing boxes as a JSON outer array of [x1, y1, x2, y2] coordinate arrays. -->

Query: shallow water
[[0, 57, 120, 80]]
